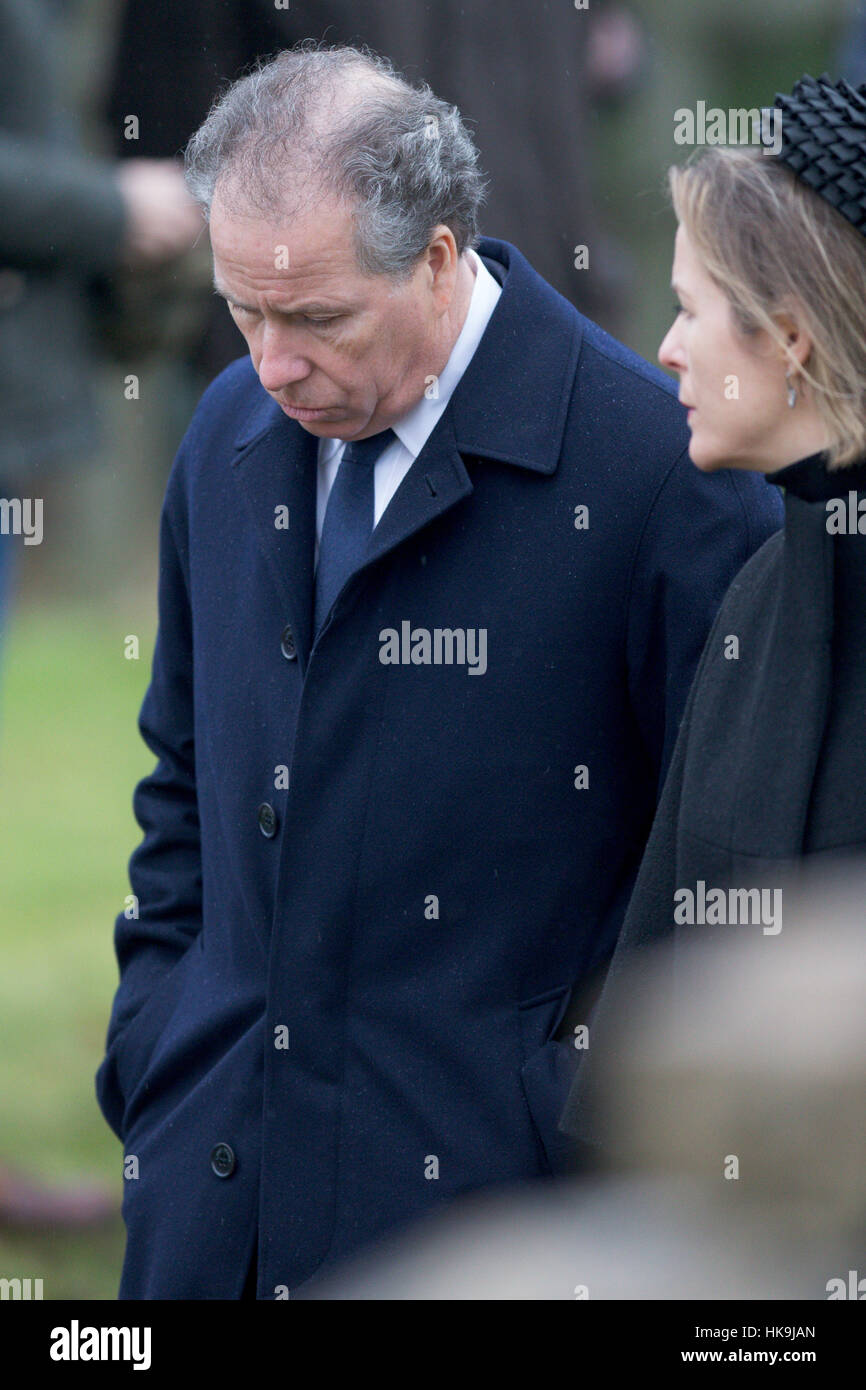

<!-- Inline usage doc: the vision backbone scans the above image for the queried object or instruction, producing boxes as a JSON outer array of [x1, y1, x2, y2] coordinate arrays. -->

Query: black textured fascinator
[[761, 73, 866, 236]]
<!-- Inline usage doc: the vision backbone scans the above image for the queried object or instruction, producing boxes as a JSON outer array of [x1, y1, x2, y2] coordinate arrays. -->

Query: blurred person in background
[[563, 74, 866, 1151], [105, 0, 648, 381], [0, 0, 200, 1227]]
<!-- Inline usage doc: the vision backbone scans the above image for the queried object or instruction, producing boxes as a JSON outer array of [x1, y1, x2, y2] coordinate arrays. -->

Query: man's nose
[[257, 323, 313, 392]]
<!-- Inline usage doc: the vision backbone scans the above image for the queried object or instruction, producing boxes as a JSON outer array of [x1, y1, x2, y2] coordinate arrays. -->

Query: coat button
[[210, 1142, 236, 1178], [257, 802, 277, 838], [280, 624, 297, 661]]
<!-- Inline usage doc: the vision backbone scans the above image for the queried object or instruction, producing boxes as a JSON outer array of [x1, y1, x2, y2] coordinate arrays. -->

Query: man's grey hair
[[185, 44, 487, 278]]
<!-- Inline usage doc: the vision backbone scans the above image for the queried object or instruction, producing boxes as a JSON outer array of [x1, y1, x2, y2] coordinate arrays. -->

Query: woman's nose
[[658, 323, 682, 372]]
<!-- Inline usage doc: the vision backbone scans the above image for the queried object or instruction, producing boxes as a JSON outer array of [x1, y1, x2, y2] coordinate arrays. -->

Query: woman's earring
[[785, 369, 798, 409]]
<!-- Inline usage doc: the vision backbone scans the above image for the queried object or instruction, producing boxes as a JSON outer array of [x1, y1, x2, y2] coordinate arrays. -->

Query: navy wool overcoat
[[96, 237, 782, 1297]]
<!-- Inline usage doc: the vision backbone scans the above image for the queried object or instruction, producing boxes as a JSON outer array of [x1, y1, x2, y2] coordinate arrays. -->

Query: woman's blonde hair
[[669, 145, 866, 469]]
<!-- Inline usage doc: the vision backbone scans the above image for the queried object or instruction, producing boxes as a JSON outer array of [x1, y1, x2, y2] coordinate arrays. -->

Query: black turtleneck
[[766, 447, 866, 501], [766, 449, 866, 855]]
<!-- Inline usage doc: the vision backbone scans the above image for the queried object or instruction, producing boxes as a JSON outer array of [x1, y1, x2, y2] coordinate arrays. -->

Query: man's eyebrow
[[212, 280, 255, 310], [212, 280, 344, 315]]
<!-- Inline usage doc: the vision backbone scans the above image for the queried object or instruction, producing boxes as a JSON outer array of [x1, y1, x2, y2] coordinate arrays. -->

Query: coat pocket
[[517, 985, 580, 1174], [111, 942, 200, 1134]]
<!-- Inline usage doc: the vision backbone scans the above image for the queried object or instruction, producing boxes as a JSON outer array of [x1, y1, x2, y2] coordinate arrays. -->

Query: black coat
[[561, 448, 866, 1147]]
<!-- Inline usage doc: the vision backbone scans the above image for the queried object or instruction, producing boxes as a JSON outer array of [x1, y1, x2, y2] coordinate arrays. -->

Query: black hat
[[761, 73, 866, 237]]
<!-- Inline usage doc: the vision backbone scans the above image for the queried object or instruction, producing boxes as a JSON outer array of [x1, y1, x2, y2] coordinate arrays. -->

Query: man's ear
[[425, 226, 459, 306]]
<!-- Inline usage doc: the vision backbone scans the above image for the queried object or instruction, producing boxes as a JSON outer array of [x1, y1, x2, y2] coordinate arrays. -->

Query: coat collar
[[447, 237, 582, 473], [230, 238, 583, 669]]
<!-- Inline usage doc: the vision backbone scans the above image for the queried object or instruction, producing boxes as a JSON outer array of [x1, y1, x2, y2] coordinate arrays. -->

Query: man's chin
[[296, 420, 348, 436]]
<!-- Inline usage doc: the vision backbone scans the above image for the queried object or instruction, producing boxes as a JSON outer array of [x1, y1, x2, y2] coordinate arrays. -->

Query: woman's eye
[[673, 302, 691, 319]]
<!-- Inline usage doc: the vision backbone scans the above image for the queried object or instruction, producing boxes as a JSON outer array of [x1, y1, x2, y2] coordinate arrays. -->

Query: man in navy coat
[[96, 45, 782, 1298]]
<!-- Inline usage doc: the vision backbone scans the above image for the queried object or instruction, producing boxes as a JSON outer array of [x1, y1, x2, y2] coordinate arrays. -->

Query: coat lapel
[[363, 411, 474, 573], [231, 403, 476, 662], [232, 401, 318, 671], [350, 238, 581, 587]]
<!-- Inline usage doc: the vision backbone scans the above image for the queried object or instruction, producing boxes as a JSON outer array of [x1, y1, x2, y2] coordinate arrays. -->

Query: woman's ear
[[775, 305, 814, 370]]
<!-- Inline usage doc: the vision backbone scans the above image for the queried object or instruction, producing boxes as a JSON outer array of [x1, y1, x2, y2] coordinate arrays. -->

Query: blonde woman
[[562, 74, 866, 1145]]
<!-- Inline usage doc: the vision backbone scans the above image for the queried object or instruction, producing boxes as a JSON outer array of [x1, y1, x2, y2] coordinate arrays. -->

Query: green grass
[[0, 596, 158, 1299]]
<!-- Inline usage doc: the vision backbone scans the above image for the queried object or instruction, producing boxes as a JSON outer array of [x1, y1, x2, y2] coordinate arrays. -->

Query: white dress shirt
[[315, 247, 502, 559]]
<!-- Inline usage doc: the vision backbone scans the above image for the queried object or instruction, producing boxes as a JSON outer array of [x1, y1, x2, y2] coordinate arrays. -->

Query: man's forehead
[[210, 183, 357, 274]]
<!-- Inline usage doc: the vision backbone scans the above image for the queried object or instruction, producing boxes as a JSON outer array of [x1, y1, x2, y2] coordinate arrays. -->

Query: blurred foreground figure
[[309, 870, 866, 1299]]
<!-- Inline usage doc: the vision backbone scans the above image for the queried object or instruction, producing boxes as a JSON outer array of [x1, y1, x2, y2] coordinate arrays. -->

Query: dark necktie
[[314, 427, 396, 634]]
